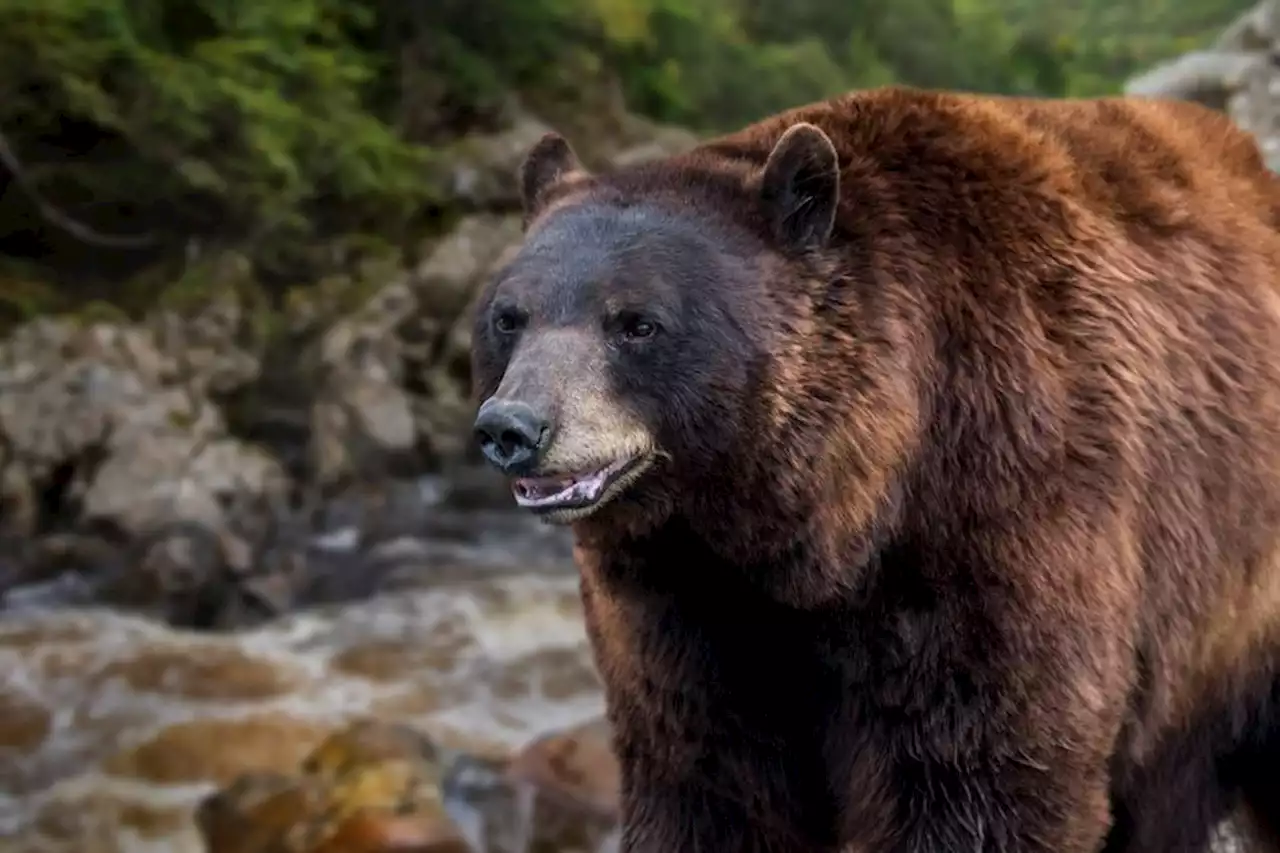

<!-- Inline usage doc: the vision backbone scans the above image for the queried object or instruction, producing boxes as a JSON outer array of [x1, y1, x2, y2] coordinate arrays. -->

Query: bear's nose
[[473, 398, 549, 475]]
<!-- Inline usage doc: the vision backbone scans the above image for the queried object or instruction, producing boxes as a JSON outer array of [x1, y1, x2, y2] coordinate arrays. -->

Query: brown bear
[[468, 85, 1280, 853]]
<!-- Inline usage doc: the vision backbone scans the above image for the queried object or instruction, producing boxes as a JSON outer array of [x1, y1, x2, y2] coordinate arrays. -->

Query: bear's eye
[[493, 309, 524, 335], [617, 313, 658, 342]]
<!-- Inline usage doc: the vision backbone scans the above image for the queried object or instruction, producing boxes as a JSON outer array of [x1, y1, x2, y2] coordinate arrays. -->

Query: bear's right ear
[[518, 132, 586, 223], [759, 122, 840, 252]]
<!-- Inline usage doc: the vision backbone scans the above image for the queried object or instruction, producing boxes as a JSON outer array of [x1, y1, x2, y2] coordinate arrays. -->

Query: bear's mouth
[[511, 452, 651, 517]]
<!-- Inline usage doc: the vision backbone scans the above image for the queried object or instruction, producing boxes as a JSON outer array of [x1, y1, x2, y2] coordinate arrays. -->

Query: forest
[[0, 0, 1258, 315]]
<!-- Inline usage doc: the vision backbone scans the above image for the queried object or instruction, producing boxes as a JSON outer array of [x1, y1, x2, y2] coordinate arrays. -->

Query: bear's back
[[688, 87, 1280, 253]]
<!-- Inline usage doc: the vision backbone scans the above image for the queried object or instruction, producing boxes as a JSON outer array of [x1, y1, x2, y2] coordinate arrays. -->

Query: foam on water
[[0, 567, 605, 851]]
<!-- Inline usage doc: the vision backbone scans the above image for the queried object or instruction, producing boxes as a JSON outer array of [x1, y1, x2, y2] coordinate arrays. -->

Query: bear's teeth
[[514, 476, 577, 501]]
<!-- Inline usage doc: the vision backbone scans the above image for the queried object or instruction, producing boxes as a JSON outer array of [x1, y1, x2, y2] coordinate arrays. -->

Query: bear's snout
[[473, 397, 551, 475]]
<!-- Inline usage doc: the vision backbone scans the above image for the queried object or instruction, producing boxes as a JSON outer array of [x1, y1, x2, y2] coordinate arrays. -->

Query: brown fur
[[504, 87, 1280, 852]]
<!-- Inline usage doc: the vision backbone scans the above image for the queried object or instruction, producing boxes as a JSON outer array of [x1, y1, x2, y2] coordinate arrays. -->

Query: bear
[[467, 85, 1280, 853]]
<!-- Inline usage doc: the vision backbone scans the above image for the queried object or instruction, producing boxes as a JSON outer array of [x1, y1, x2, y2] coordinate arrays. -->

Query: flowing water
[[0, 479, 604, 852]]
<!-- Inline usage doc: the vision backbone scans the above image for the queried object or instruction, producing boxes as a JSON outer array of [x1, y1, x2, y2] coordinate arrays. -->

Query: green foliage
[[0, 0, 1261, 301], [449, 0, 1257, 132], [993, 0, 1261, 96], [0, 0, 429, 280]]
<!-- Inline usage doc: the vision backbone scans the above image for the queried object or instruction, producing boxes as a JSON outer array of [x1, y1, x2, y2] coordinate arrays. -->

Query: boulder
[[1125, 0, 1280, 171], [196, 719, 472, 853], [198, 716, 622, 853], [305, 214, 524, 487], [0, 316, 285, 541]]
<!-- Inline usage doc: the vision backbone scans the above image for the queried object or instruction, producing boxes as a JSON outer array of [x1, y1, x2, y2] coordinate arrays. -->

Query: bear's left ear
[[518, 132, 588, 224], [758, 122, 840, 251]]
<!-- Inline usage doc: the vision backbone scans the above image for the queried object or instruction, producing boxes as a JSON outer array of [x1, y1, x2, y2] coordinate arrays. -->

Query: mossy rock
[[154, 253, 258, 312], [67, 300, 131, 326], [0, 282, 60, 328]]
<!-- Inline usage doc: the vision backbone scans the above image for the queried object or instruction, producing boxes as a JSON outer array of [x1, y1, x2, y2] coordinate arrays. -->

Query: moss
[[0, 275, 65, 331], [0, 224, 421, 368], [152, 254, 258, 314], [69, 300, 131, 326], [286, 273, 382, 328], [167, 409, 199, 431]]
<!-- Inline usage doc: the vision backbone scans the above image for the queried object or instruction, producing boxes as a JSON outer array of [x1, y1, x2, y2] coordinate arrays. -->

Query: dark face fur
[[469, 125, 841, 527]]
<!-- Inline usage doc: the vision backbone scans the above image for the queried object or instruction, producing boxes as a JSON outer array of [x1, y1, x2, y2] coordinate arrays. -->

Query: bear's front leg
[[870, 747, 1117, 853], [837, 614, 1130, 850], [610, 704, 843, 853], [827, 519, 1142, 853], [580, 553, 846, 853]]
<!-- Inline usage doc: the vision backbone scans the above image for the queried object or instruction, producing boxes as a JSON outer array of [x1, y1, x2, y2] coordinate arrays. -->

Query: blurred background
[[0, 0, 1272, 851]]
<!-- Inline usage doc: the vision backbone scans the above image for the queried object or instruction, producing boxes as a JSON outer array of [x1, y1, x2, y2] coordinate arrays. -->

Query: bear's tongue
[[512, 464, 618, 510]]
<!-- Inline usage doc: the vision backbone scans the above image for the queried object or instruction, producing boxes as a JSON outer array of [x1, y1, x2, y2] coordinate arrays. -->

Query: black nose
[[473, 398, 548, 474]]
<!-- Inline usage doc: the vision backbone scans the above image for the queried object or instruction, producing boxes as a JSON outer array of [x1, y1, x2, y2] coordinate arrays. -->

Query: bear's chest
[[587, 538, 973, 721]]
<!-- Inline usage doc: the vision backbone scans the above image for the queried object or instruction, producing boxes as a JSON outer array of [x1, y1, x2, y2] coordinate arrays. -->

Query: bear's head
[[468, 123, 848, 533]]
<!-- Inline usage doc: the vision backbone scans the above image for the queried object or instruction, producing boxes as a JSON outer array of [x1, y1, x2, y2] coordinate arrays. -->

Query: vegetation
[[0, 0, 1258, 313]]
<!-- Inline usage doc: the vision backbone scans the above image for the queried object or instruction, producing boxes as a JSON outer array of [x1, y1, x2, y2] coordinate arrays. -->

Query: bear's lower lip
[[511, 454, 645, 512]]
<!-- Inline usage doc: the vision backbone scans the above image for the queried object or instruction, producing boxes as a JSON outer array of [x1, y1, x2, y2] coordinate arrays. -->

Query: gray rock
[[82, 432, 285, 535], [1125, 0, 1280, 173], [442, 115, 557, 210], [0, 318, 285, 539], [306, 213, 524, 486]]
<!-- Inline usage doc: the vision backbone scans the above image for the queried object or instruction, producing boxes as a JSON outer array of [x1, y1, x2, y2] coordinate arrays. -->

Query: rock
[[0, 451, 37, 536], [437, 717, 619, 853], [29, 791, 196, 851], [435, 88, 699, 211], [1124, 51, 1264, 111], [103, 713, 333, 786], [196, 719, 470, 853], [0, 316, 287, 541], [0, 311, 295, 625], [307, 811, 471, 853], [306, 214, 523, 486], [304, 280, 421, 487], [309, 369, 420, 485], [1225, 55, 1280, 171], [412, 214, 524, 320], [504, 717, 619, 822], [91, 643, 303, 701], [82, 431, 285, 537], [1215, 0, 1280, 52], [441, 115, 558, 210], [1125, 0, 1280, 171], [61, 511, 318, 631], [607, 122, 700, 168], [0, 688, 54, 761], [196, 772, 331, 853], [145, 265, 266, 396], [303, 719, 440, 769], [4, 531, 124, 597]]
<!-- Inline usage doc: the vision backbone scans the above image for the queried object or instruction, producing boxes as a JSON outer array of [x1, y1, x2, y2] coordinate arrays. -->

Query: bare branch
[[0, 124, 158, 250]]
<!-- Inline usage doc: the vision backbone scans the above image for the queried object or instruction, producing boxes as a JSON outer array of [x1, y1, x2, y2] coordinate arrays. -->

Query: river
[[0, 472, 604, 853]]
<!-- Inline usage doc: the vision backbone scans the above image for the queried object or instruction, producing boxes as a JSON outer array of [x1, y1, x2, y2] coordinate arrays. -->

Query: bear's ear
[[518, 132, 587, 223], [758, 122, 840, 251]]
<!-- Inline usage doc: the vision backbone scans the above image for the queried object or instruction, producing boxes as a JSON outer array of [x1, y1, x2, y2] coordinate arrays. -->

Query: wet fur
[[472, 86, 1280, 852]]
